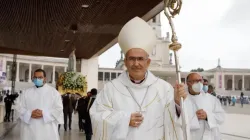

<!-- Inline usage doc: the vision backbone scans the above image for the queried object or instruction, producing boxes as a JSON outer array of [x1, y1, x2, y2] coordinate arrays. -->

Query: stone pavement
[[0, 122, 17, 140], [1, 103, 250, 140], [2, 122, 86, 140], [220, 104, 250, 140], [2, 114, 86, 140]]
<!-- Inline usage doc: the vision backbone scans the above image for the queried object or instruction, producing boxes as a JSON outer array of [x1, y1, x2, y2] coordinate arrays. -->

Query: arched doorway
[[227, 79, 232, 90], [238, 79, 242, 90], [25, 69, 29, 82]]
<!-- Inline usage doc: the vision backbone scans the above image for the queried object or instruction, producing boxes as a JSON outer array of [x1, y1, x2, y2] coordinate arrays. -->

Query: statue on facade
[[217, 58, 221, 68]]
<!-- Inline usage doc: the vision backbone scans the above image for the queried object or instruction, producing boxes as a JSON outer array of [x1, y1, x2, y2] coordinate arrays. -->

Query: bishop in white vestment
[[182, 73, 225, 140], [16, 69, 64, 140], [90, 17, 187, 140]]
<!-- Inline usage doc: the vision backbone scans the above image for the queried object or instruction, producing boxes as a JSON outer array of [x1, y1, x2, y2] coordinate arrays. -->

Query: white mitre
[[118, 17, 157, 55]]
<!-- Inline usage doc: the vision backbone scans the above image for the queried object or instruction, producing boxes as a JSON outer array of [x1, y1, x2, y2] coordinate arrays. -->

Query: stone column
[[222, 74, 225, 90], [52, 66, 56, 84], [16, 62, 19, 82], [64, 67, 67, 72], [232, 75, 235, 91], [81, 57, 98, 91], [242, 75, 245, 90], [28, 64, 32, 82], [1, 56, 6, 72], [109, 72, 111, 81], [41, 65, 44, 69]]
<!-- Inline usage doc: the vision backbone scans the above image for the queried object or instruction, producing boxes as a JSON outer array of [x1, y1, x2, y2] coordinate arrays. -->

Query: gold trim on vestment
[[143, 93, 158, 108], [168, 108, 178, 140], [102, 112, 114, 140], [93, 121, 99, 138], [103, 104, 112, 108], [102, 119, 105, 140], [165, 102, 170, 108]]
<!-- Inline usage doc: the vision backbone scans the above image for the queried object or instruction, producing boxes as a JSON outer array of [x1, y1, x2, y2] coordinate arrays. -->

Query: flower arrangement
[[58, 72, 86, 91]]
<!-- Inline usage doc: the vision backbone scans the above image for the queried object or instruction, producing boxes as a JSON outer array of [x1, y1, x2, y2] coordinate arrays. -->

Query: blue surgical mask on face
[[203, 85, 208, 92], [33, 79, 44, 87]]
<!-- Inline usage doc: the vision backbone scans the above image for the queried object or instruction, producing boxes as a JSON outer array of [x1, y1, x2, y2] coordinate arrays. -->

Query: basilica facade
[[0, 13, 250, 96]]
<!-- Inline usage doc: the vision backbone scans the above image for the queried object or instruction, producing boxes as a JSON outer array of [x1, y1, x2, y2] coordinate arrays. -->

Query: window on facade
[[104, 72, 110, 81], [111, 73, 116, 80], [98, 72, 103, 81]]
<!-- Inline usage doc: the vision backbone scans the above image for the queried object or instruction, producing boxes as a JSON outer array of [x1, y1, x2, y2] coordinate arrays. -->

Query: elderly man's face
[[187, 73, 203, 94], [124, 48, 151, 80]]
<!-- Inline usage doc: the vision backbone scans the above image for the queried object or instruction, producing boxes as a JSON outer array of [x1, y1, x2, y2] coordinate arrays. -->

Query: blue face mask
[[33, 79, 44, 87], [203, 85, 208, 92]]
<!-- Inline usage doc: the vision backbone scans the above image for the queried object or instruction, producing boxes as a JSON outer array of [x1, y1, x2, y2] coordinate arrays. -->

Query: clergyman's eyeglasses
[[126, 57, 148, 62]]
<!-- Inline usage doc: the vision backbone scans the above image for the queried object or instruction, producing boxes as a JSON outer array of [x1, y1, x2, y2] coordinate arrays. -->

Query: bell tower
[[148, 14, 162, 38]]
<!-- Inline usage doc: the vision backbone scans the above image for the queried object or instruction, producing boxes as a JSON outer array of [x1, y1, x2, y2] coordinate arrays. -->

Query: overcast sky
[[98, 0, 250, 71]]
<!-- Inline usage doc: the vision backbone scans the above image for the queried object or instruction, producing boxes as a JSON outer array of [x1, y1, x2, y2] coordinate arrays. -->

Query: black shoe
[[86, 135, 92, 140]]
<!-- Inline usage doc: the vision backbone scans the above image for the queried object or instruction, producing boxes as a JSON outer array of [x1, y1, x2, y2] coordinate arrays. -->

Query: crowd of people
[[217, 92, 247, 107]]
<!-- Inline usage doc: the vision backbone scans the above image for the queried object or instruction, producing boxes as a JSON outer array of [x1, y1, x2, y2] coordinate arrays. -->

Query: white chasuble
[[183, 92, 225, 140], [16, 84, 64, 140], [90, 71, 182, 140]]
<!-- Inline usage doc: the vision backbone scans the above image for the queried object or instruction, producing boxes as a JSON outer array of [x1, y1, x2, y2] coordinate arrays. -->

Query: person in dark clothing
[[222, 96, 227, 106], [84, 88, 97, 140], [75, 94, 88, 132], [4, 91, 13, 122], [227, 96, 231, 106], [62, 93, 75, 131], [240, 92, 244, 107]]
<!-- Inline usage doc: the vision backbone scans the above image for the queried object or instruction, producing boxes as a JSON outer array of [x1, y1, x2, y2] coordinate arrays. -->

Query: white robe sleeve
[[16, 92, 32, 124], [89, 83, 131, 140], [42, 90, 64, 124], [204, 97, 225, 129], [164, 85, 183, 140]]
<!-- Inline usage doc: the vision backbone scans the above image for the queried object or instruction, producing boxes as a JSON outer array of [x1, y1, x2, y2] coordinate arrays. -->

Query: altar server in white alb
[[90, 17, 187, 140], [184, 73, 225, 140], [16, 69, 64, 140]]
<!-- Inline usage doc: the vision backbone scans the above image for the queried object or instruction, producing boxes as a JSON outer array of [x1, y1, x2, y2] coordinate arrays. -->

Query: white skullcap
[[118, 17, 157, 55]]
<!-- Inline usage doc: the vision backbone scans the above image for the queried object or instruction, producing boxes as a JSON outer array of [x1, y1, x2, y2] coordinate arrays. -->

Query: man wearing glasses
[[16, 69, 63, 140], [185, 73, 225, 140], [90, 17, 187, 140]]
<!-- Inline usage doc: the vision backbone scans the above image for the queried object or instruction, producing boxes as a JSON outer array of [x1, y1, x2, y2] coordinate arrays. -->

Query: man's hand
[[31, 109, 43, 119], [129, 112, 144, 127], [174, 83, 187, 105], [196, 109, 207, 120]]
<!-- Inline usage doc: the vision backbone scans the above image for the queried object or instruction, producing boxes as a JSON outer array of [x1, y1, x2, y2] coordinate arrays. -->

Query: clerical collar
[[131, 79, 145, 84], [128, 72, 148, 84]]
